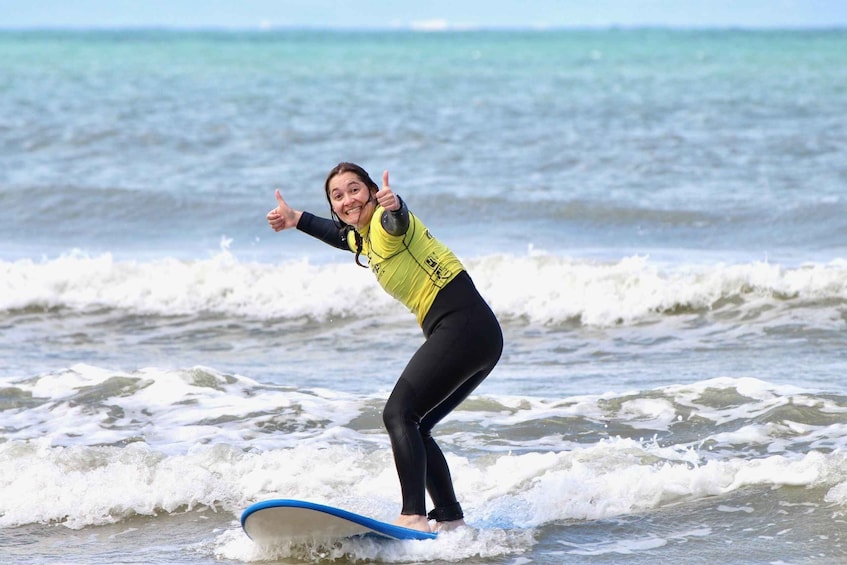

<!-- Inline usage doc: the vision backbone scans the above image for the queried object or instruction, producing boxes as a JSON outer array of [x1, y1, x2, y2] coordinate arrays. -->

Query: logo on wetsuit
[[425, 254, 453, 281]]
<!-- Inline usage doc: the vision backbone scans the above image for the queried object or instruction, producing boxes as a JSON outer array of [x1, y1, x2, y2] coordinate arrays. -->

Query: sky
[[2, 0, 846, 30]]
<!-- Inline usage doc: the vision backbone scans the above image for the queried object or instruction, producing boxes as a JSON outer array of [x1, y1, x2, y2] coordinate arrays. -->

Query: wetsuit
[[296, 199, 503, 521]]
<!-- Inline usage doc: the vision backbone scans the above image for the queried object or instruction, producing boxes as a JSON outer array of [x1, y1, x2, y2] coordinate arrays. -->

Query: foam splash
[[1, 251, 845, 327], [212, 523, 535, 563]]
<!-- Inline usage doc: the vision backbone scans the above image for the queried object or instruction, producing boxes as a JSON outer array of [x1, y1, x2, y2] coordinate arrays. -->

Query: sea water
[[1, 29, 846, 564]]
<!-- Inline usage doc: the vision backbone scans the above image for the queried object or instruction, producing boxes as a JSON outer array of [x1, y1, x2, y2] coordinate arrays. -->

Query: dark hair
[[324, 162, 379, 268]]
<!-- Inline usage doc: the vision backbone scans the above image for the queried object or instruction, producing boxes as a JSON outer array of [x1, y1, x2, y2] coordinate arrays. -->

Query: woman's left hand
[[376, 170, 400, 211]]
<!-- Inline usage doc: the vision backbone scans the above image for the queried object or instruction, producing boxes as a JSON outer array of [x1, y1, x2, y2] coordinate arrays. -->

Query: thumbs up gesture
[[267, 189, 302, 232], [375, 170, 400, 211]]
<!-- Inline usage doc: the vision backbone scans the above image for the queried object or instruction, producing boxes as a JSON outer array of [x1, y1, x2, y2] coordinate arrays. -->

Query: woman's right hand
[[267, 189, 302, 232]]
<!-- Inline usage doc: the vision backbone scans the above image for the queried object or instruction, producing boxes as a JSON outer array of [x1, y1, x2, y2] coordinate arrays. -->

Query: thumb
[[275, 188, 286, 207], [382, 170, 390, 190]]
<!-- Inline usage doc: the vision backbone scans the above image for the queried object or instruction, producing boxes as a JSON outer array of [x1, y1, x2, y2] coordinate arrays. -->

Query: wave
[[1, 250, 845, 328], [1, 366, 845, 543]]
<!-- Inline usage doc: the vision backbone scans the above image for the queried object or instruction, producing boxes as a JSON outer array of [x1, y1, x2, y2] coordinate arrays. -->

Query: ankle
[[427, 502, 463, 522]]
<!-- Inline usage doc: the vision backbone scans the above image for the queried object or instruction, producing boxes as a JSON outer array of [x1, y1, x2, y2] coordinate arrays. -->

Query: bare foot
[[434, 518, 466, 533], [394, 514, 432, 533]]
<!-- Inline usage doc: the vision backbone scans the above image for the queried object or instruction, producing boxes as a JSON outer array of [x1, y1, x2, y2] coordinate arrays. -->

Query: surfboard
[[241, 499, 438, 542]]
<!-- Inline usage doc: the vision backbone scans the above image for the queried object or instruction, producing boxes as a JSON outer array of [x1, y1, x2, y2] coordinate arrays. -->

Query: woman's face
[[327, 171, 376, 229]]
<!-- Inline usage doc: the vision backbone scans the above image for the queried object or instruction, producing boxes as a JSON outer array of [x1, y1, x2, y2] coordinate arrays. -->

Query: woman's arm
[[381, 196, 409, 236], [267, 189, 350, 251], [297, 212, 350, 250]]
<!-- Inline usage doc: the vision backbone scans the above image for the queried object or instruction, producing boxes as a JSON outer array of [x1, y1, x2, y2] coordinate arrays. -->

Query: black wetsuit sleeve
[[296, 212, 350, 251], [381, 196, 410, 236]]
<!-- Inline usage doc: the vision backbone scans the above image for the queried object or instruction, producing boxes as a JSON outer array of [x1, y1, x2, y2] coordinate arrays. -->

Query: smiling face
[[327, 170, 377, 230]]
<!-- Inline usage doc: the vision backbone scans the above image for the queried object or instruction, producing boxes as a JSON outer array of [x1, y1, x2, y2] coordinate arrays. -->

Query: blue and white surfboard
[[241, 499, 438, 543]]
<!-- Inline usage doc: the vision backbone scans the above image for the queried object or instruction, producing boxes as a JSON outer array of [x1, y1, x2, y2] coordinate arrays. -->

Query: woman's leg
[[421, 367, 491, 520], [382, 281, 502, 525]]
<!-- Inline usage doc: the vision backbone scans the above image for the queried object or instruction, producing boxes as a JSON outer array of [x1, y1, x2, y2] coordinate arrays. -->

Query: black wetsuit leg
[[382, 271, 503, 520]]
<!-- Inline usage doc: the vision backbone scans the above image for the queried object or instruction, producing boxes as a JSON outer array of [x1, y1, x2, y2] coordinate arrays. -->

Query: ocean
[[1, 28, 846, 564]]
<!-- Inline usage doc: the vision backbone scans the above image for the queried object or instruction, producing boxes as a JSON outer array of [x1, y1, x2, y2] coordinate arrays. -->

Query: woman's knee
[[383, 378, 419, 431]]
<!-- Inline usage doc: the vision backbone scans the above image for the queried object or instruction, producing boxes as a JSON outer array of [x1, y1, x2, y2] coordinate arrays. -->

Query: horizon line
[[2, 23, 846, 32]]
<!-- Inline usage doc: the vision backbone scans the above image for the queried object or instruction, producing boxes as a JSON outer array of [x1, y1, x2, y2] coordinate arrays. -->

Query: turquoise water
[[1, 29, 846, 564], [2, 30, 845, 261]]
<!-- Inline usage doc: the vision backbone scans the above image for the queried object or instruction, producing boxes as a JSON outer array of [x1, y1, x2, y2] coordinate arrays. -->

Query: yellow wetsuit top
[[348, 206, 464, 326]]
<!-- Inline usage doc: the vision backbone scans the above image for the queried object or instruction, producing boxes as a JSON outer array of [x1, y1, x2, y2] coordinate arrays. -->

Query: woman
[[266, 162, 503, 533]]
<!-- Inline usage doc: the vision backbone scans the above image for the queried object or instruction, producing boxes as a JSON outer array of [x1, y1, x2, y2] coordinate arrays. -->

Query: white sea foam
[[475, 253, 847, 327], [1, 364, 369, 452], [213, 521, 535, 564], [3, 431, 844, 537], [0, 250, 391, 320], [2, 251, 845, 328], [1, 367, 845, 537]]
